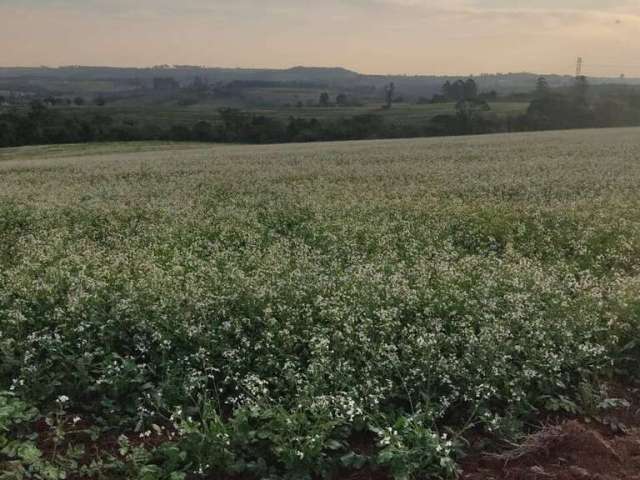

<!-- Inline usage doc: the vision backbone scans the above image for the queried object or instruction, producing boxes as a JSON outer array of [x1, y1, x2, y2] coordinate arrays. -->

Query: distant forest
[[2, 68, 640, 147], [2, 65, 639, 94]]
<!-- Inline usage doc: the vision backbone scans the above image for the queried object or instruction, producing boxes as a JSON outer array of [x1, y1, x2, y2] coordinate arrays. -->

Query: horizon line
[[0, 64, 636, 80]]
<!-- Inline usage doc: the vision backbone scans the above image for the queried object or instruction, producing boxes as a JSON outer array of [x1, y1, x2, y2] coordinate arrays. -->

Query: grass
[[53, 101, 529, 129], [1, 128, 640, 479], [0, 141, 206, 162]]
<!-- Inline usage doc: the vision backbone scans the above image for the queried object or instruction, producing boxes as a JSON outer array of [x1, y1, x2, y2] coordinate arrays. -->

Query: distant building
[[153, 77, 180, 91]]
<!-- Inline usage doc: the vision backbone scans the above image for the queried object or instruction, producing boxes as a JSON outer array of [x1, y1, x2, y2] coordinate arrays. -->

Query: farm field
[[2, 128, 640, 479], [50, 101, 529, 129]]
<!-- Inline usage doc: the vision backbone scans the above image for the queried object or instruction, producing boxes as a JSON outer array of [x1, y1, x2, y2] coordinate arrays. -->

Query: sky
[[1, 0, 639, 76]]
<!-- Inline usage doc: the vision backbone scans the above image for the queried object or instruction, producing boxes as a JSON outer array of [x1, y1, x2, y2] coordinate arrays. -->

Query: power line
[[574, 57, 640, 79], [588, 63, 640, 68]]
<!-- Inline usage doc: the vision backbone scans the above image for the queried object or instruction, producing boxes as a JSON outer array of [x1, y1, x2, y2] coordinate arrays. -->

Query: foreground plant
[[1, 128, 640, 478]]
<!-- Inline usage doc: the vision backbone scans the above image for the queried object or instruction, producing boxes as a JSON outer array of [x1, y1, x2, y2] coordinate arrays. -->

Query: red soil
[[462, 420, 640, 480], [461, 384, 640, 480]]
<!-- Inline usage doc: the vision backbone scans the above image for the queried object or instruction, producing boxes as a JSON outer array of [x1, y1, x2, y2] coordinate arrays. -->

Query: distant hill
[[0, 65, 639, 97]]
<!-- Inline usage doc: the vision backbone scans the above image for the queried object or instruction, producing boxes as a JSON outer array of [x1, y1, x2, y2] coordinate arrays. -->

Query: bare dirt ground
[[461, 384, 640, 480], [462, 420, 640, 480]]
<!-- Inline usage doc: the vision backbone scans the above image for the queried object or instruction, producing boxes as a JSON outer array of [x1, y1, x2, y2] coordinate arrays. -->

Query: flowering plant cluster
[[1, 129, 640, 478]]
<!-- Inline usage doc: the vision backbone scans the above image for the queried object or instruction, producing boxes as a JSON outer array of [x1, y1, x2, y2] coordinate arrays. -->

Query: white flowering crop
[[1, 130, 640, 478]]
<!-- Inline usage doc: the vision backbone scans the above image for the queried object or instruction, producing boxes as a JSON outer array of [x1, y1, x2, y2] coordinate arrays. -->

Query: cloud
[[7, 0, 640, 25], [1, 0, 640, 74]]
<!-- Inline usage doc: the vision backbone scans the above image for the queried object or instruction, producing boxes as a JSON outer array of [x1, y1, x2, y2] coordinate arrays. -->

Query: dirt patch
[[462, 420, 640, 479], [461, 385, 640, 480], [460, 382, 640, 480]]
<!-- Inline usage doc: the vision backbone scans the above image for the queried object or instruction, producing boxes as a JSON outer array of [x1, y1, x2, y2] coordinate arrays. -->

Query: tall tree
[[384, 82, 395, 109], [451, 80, 466, 101], [463, 79, 478, 100], [535, 77, 549, 98], [319, 92, 330, 107], [336, 93, 348, 106], [573, 75, 589, 105], [442, 81, 452, 99]]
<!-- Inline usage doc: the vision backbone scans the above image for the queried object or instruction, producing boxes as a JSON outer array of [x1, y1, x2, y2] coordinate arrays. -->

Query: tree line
[[2, 77, 640, 148], [0, 105, 427, 147]]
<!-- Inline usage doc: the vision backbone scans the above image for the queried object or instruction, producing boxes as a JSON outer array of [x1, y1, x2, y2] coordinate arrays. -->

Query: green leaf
[[325, 440, 343, 451]]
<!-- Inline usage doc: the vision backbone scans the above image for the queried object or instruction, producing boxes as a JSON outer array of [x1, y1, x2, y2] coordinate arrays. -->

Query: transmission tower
[[576, 57, 583, 77]]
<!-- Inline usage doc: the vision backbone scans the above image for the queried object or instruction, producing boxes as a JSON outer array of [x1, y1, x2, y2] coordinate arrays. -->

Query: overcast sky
[[1, 0, 639, 76]]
